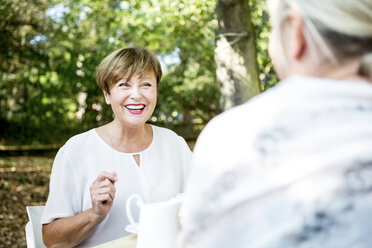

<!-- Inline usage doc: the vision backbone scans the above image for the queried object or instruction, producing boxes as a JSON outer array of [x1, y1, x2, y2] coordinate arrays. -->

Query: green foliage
[[0, 0, 273, 145], [249, 0, 279, 89]]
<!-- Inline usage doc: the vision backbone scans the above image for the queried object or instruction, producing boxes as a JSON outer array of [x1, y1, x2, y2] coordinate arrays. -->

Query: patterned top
[[180, 75, 372, 248]]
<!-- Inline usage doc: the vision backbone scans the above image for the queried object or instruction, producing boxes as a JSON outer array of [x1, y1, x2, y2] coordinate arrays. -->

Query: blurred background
[[0, 0, 275, 246]]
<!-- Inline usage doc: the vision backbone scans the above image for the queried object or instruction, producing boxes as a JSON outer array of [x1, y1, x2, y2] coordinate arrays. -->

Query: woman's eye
[[142, 82, 152, 87], [119, 83, 130, 87]]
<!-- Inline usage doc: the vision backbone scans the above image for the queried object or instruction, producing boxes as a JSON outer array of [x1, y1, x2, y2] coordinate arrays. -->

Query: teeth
[[126, 105, 144, 110]]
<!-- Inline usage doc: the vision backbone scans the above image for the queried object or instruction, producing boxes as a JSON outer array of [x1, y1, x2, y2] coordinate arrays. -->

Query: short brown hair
[[96, 47, 162, 93]]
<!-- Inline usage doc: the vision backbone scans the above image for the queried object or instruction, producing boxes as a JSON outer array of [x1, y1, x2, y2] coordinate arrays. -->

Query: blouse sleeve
[[41, 145, 81, 224], [177, 135, 193, 191]]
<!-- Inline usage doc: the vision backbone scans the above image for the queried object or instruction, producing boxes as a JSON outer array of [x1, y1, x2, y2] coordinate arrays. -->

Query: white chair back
[[25, 206, 46, 248]]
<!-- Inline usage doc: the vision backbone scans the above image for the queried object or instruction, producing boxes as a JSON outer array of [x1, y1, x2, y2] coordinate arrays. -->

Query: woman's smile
[[103, 70, 158, 128], [125, 104, 146, 115]]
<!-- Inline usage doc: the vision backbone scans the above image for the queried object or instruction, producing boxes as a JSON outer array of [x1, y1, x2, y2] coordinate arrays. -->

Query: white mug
[[126, 194, 183, 248]]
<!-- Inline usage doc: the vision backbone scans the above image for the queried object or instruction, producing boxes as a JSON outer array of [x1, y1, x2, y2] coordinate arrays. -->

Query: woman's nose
[[130, 86, 141, 98]]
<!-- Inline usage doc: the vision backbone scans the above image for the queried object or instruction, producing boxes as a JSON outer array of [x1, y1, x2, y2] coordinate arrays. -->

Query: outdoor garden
[[0, 0, 274, 246]]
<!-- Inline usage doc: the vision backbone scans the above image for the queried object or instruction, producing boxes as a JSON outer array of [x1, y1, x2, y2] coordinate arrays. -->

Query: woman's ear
[[288, 11, 306, 61], [103, 90, 111, 105]]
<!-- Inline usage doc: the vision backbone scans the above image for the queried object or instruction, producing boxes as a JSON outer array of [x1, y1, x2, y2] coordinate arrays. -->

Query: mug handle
[[126, 194, 142, 225]]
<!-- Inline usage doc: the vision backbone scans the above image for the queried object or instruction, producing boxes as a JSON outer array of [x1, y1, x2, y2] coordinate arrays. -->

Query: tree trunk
[[215, 0, 261, 111]]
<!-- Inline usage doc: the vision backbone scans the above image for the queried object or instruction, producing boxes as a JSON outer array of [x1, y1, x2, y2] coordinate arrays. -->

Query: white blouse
[[42, 125, 192, 247]]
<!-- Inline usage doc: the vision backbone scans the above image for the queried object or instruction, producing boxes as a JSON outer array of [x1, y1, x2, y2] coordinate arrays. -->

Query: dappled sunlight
[[215, 36, 251, 109]]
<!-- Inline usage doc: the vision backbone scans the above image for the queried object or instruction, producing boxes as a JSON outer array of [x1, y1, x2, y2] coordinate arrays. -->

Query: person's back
[[180, 0, 372, 247]]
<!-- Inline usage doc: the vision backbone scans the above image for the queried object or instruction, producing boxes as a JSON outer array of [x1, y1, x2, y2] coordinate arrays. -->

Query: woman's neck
[[295, 55, 369, 82], [319, 58, 367, 82], [97, 121, 153, 153]]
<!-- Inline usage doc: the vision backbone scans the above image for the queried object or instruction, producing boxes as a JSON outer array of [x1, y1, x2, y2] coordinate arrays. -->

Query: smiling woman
[[40, 47, 192, 248], [103, 71, 158, 130]]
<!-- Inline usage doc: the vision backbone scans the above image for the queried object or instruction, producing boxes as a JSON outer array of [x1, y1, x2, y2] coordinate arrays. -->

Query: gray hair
[[267, 0, 372, 80]]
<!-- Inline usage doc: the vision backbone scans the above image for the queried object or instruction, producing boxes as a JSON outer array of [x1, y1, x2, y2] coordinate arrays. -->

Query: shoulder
[[192, 83, 291, 168], [151, 125, 191, 152], [152, 125, 185, 142], [194, 95, 266, 149], [196, 78, 297, 147], [59, 129, 97, 154], [52, 129, 101, 173]]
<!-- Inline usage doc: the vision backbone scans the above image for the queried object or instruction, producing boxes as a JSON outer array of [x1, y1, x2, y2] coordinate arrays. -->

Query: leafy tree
[[0, 0, 65, 144], [249, 0, 278, 89], [0, 0, 273, 146]]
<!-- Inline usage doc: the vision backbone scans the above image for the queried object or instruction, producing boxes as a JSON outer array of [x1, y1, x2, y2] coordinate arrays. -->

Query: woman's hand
[[90, 171, 118, 222]]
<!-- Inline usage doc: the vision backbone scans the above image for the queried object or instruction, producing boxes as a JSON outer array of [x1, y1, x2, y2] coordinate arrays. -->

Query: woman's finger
[[95, 193, 111, 203], [95, 171, 118, 184], [94, 186, 114, 195]]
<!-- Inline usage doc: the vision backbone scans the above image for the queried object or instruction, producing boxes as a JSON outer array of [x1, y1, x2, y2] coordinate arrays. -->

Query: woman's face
[[104, 70, 157, 129]]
